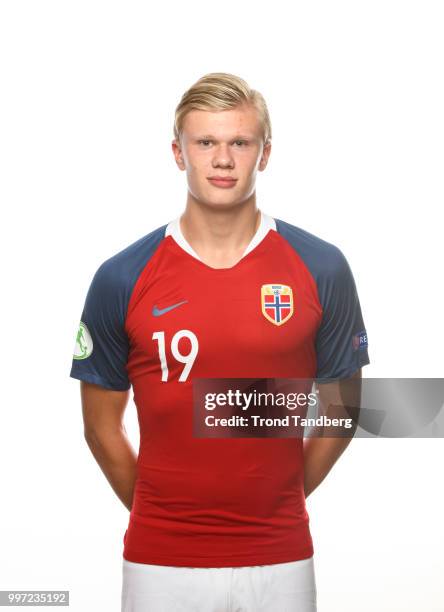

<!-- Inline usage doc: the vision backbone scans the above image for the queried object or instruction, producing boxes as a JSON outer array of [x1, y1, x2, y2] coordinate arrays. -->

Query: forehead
[[182, 104, 262, 138]]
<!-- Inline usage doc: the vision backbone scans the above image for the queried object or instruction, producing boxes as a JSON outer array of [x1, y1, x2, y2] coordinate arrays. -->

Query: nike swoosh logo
[[152, 300, 188, 316]]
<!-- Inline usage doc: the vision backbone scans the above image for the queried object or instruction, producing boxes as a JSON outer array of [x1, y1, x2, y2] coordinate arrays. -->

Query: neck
[[179, 193, 261, 261]]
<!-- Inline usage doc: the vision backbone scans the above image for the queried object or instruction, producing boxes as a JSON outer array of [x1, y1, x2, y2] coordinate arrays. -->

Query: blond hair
[[173, 72, 272, 145]]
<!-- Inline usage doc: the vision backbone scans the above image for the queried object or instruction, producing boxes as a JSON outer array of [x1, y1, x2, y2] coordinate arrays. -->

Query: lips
[[207, 177, 238, 188]]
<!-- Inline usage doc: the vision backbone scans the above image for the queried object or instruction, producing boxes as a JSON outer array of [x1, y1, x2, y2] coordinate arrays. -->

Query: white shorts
[[121, 556, 317, 612]]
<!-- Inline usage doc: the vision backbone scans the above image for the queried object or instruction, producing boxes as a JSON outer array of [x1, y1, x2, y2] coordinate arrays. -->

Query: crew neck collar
[[165, 210, 276, 263]]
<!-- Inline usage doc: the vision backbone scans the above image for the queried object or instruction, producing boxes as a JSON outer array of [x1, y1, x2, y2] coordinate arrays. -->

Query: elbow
[[83, 426, 102, 448], [84, 429, 94, 448], [83, 423, 125, 447]]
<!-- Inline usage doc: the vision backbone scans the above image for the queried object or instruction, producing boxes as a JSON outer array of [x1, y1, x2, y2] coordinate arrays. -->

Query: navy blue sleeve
[[69, 223, 167, 391], [70, 259, 131, 391], [314, 247, 369, 381], [274, 217, 370, 382]]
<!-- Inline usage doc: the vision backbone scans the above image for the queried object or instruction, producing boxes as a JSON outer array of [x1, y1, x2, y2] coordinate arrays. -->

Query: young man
[[70, 72, 370, 612]]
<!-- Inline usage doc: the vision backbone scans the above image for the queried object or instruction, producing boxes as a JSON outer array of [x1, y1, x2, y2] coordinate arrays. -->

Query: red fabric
[[122, 229, 321, 567]]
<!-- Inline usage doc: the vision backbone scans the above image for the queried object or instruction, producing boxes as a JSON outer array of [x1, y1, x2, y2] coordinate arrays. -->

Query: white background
[[1, 1, 443, 611]]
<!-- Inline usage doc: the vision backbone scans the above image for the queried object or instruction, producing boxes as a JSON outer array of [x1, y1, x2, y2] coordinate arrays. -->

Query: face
[[172, 103, 271, 209]]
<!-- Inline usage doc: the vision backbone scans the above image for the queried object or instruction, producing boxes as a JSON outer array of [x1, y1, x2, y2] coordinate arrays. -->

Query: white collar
[[165, 210, 276, 262]]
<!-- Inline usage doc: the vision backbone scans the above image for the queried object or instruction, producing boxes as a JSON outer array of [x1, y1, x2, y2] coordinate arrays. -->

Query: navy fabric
[[70, 224, 167, 391], [274, 218, 370, 381]]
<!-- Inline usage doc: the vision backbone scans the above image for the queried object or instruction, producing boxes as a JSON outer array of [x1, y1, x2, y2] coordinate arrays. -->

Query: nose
[[212, 143, 234, 168]]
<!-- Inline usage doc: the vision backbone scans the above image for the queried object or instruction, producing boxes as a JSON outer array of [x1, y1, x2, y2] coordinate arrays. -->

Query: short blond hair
[[173, 72, 272, 145]]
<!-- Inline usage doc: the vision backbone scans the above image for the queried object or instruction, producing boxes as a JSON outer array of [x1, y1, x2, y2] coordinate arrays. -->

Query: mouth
[[207, 177, 238, 188]]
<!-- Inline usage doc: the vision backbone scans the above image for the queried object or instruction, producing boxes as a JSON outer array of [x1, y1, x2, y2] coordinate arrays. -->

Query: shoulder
[[87, 223, 168, 302], [273, 217, 350, 283], [93, 223, 167, 283]]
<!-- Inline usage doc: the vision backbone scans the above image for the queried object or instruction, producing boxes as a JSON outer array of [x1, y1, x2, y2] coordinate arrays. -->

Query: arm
[[81, 381, 137, 511], [303, 368, 362, 498]]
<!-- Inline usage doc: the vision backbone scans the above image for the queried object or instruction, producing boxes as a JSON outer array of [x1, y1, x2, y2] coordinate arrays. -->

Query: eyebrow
[[196, 134, 254, 140]]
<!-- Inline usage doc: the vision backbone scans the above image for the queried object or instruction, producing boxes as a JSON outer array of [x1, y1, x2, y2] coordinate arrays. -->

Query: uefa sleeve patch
[[73, 321, 94, 360], [352, 330, 368, 351]]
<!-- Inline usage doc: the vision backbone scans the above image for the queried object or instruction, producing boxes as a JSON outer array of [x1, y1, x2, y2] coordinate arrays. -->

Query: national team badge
[[261, 284, 294, 326]]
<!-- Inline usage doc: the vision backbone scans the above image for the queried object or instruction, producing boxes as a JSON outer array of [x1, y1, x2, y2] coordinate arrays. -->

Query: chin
[[190, 188, 239, 205], [202, 199, 241, 210]]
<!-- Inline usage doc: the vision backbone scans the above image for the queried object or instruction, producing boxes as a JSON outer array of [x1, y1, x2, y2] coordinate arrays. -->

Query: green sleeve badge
[[73, 321, 93, 360]]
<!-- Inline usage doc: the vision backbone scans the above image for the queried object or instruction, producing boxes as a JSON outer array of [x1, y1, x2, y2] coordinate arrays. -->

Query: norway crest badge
[[261, 284, 294, 326]]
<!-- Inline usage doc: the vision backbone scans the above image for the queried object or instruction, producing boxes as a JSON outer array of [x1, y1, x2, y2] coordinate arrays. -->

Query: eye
[[234, 140, 247, 146], [198, 139, 212, 146]]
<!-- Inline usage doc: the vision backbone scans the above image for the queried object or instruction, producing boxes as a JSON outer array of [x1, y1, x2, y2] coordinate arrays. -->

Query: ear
[[258, 141, 272, 172], [172, 138, 186, 171]]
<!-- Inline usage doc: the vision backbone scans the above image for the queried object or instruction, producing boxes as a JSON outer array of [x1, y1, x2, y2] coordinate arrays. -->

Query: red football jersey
[[70, 211, 370, 567]]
